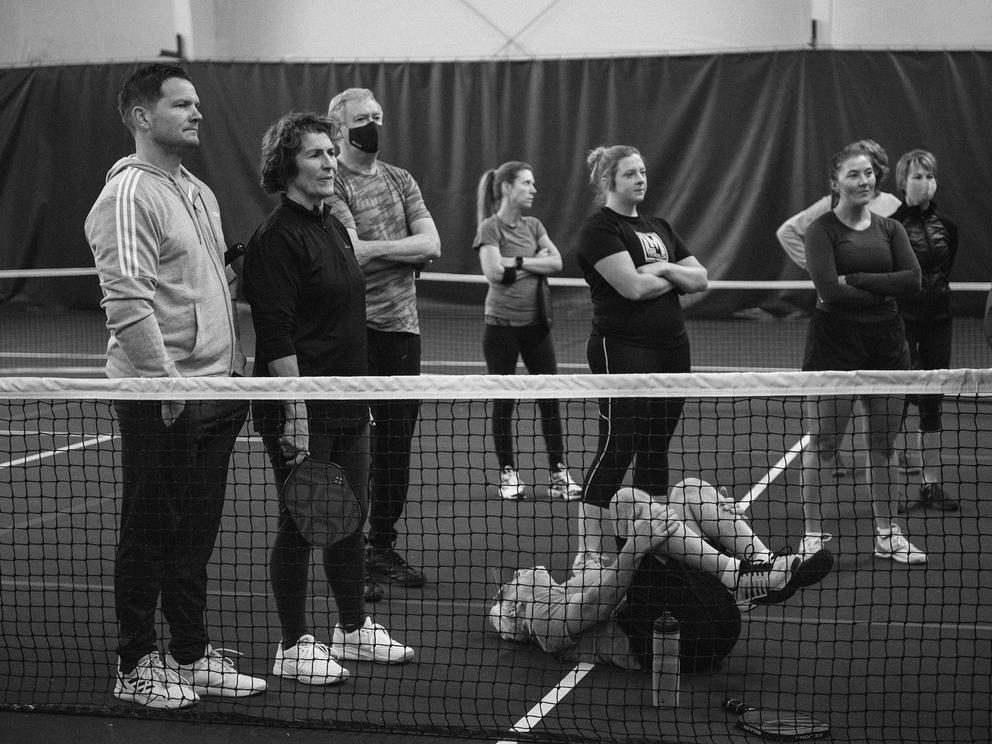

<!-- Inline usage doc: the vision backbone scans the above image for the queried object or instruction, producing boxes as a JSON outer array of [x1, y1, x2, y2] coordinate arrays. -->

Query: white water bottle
[[652, 611, 680, 707]]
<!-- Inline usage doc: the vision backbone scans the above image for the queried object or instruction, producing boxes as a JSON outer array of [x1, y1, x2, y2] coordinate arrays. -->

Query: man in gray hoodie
[[85, 63, 265, 709]]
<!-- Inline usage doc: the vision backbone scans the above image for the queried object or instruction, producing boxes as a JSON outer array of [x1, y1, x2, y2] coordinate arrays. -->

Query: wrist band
[[515, 256, 524, 269], [501, 267, 518, 285]]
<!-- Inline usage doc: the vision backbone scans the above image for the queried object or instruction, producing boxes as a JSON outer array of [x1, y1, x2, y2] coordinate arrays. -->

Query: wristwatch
[[515, 256, 524, 269]]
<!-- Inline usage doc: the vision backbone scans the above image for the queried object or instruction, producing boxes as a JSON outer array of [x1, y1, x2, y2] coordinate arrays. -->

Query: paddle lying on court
[[723, 698, 830, 741]]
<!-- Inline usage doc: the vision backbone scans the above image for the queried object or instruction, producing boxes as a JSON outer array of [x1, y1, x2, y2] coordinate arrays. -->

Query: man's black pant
[[113, 399, 247, 670], [366, 329, 420, 551]]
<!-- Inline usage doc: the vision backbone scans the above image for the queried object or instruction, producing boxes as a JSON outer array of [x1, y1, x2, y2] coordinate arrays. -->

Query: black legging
[[582, 333, 691, 506], [615, 554, 741, 673], [483, 322, 566, 469], [262, 423, 369, 646], [902, 314, 952, 432]]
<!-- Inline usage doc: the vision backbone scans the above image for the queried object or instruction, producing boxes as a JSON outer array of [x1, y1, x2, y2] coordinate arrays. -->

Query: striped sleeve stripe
[[113, 169, 142, 277]]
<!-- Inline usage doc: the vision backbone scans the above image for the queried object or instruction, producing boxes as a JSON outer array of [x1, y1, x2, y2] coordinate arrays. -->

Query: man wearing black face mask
[[327, 88, 442, 599]]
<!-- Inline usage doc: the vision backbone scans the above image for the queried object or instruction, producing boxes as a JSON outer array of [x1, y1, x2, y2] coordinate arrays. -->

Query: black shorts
[[802, 311, 910, 372], [613, 555, 741, 673]]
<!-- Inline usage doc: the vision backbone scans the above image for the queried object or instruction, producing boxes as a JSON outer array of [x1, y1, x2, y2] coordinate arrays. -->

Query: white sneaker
[[332, 617, 415, 664], [114, 651, 198, 710], [875, 524, 927, 564], [273, 634, 349, 685], [499, 466, 526, 500], [168, 645, 267, 697], [549, 464, 583, 500], [733, 554, 795, 609]]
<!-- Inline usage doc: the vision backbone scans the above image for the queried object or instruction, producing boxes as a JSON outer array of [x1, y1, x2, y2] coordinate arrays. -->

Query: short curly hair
[[259, 112, 338, 194]]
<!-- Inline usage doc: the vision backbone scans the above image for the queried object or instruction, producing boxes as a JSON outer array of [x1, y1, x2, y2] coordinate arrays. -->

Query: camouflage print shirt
[[328, 160, 432, 334]]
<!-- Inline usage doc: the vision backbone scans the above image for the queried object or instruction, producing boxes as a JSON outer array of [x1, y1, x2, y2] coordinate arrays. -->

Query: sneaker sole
[[190, 682, 267, 697], [273, 664, 349, 685], [114, 688, 198, 710], [789, 549, 833, 589], [333, 646, 415, 664], [753, 550, 833, 607], [874, 549, 926, 564], [367, 567, 427, 587]]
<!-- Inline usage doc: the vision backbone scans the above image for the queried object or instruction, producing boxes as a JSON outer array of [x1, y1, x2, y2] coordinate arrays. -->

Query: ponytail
[[475, 169, 498, 225]]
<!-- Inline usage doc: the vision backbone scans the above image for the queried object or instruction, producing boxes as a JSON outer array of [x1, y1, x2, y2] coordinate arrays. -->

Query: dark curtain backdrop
[[1, 51, 990, 315]]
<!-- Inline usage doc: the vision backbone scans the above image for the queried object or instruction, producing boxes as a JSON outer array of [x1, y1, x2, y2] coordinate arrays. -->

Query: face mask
[[348, 121, 380, 153]]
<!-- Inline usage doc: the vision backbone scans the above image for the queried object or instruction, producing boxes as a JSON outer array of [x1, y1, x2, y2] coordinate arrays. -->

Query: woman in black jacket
[[891, 149, 959, 511], [243, 113, 414, 687]]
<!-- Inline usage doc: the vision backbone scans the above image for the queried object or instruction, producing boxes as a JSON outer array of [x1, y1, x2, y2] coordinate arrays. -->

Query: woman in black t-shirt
[[573, 145, 708, 567]]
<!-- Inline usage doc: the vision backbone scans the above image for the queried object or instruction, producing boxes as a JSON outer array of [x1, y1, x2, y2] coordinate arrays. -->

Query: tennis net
[[1, 370, 990, 743], [1, 269, 989, 375]]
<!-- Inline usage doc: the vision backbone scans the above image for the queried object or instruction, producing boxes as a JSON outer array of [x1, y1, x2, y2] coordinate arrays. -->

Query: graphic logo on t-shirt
[[636, 232, 669, 262]]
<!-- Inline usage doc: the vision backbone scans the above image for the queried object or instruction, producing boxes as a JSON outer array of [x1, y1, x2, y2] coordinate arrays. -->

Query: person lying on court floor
[[489, 482, 831, 673]]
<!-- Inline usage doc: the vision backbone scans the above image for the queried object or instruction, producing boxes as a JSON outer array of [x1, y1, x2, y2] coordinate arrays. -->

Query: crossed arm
[[478, 235, 563, 284], [594, 252, 708, 301], [349, 216, 441, 272]]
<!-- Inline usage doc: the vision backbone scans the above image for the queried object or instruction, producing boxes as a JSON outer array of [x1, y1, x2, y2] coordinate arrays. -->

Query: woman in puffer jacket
[[891, 149, 959, 512]]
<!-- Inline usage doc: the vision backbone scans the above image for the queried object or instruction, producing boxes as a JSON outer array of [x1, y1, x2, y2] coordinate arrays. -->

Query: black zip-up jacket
[[243, 195, 369, 433], [891, 200, 958, 321]]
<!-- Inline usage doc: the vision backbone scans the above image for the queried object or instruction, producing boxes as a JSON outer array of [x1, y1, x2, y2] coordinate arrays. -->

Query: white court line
[[0, 495, 117, 538], [735, 433, 810, 513], [496, 662, 595, 744], [0, 433, 116, 470]]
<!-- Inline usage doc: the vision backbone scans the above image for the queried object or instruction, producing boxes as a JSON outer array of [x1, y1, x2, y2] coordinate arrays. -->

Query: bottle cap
[[654, 610, 679, 634]]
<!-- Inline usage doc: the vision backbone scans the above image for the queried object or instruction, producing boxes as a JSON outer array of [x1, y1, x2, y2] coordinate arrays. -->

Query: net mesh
[[1, 370, 990, 743]]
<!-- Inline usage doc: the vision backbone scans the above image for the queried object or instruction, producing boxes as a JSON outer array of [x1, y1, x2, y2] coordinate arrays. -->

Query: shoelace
[[298, 638, 340, 660], [734, 548, 773, 605], [882, 526, 911, 551], [136, 655, 185, 685], [204, 647, 243, 672]]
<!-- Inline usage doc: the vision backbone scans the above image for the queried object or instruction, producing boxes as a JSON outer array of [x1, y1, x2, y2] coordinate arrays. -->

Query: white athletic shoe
[[332, 617, 415, 664], [499, 466, 526, 500], [114, 651, 198, 710], [549, 464, 583, 500], [273, 634, 349, 685], [168, 645, 267, 697], [874, 524, 927, 564], [733, 554, 795, 609]]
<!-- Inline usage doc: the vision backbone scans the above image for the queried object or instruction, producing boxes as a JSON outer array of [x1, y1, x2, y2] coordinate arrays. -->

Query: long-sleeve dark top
[[243, 195, 368, 431], [891, 200, 958, 321], [805, 211, 921, 324]]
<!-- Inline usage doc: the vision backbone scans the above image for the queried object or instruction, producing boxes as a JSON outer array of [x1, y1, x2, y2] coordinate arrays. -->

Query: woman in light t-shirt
[[474, 161, 581, 501]]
